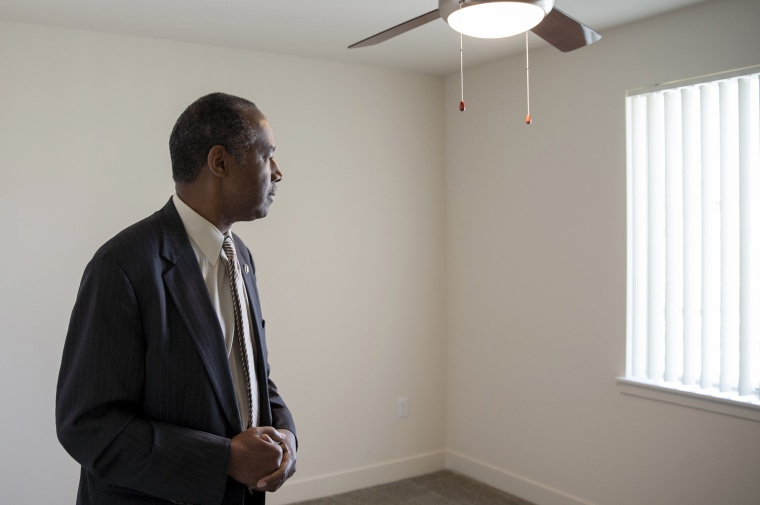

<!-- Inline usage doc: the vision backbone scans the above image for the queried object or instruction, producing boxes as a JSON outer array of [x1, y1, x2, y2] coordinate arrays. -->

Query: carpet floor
[[289, 470, 536, 505]]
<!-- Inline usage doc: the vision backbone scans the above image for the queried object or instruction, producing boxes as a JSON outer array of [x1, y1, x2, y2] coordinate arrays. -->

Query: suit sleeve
[[260, 334, 297, 443], [56, 253, 230, 505]]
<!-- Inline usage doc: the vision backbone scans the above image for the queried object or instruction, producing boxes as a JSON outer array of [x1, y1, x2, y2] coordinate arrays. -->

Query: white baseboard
[[268, 450, 598, 505], [267, 450, 446, 505], [445, 451, 598, 505]]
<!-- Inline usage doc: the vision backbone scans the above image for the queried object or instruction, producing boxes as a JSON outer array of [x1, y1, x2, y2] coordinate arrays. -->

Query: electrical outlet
[[398, 396, 408, 418]]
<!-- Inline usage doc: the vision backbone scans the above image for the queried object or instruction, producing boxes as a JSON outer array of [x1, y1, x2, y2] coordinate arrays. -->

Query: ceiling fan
[[349, 0, 601, 53]]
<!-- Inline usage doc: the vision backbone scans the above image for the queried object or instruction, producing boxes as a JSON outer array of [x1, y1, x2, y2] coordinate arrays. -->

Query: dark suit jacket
[[56, 199, 296, 505]]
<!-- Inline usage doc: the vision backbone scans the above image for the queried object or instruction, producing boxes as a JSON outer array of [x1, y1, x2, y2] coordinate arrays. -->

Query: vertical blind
[[626, 67, 760, 403]]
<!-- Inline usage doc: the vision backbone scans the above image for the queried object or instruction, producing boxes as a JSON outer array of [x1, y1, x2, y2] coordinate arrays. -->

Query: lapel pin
[[244, 264, 250, 274]]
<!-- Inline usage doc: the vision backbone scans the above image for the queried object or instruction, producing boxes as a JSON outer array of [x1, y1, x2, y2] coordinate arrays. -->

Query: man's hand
[[228, 427, 285, 488], [251, 428, 297, 493]]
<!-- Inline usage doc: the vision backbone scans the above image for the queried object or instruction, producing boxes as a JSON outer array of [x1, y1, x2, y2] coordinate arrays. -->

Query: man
[[56, 92, 296, 505]]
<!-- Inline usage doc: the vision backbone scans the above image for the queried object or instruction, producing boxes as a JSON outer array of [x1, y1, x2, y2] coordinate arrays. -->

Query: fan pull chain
[[525, 31, 532, 125], [459, 32, 465, 112]]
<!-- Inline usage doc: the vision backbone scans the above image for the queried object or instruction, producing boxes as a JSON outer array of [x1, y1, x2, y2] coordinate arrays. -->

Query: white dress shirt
[[172, 194, 259, 428]]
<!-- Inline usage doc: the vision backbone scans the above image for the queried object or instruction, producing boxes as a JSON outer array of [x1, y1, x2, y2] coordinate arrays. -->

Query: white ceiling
[[0, 0, 709, 75]]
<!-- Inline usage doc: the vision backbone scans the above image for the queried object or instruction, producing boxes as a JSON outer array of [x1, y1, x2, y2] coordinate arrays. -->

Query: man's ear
[[207, 145, 228, 178]]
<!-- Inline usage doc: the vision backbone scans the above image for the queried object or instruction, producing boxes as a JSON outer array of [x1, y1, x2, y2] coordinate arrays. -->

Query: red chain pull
[[459, 31, 466, 112], [525, 32, 532, 125]]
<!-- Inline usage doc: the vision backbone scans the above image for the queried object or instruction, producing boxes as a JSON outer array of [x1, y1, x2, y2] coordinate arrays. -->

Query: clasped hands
[[228, 427, 296, 493]]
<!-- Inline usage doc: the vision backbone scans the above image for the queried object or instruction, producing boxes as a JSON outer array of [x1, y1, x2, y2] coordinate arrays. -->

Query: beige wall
[[1, 0, 759, 504], [0, 21, 446, 504], [444, 0, 760, 504]]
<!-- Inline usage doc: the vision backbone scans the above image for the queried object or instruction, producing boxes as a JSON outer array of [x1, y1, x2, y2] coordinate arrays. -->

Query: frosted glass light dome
[[446, 2, 546, 39]]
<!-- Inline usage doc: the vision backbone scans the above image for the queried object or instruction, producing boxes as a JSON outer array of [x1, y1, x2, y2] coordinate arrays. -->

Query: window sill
[[617, 377, 760, 423]]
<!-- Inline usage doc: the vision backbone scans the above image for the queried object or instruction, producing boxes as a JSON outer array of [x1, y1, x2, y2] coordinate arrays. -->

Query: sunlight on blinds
[[625, 68, 760, 406]]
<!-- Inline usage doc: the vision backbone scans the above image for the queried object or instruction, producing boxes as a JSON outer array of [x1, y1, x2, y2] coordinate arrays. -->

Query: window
[[621, 66, 760, 421]]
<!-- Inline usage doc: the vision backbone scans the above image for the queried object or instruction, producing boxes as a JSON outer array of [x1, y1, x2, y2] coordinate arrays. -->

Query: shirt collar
[[172, 194, 228, 266]]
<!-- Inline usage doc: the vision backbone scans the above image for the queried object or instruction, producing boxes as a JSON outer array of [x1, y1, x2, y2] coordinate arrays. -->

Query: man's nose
[[272, 160, 283, 182]]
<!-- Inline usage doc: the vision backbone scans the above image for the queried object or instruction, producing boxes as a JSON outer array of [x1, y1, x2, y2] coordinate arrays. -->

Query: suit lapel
[[158, 201, 242, 432], [234, 235, 273, 427]]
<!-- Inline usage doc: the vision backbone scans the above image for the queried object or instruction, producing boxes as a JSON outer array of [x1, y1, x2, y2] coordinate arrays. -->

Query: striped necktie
[[222, 235, 254, 429]]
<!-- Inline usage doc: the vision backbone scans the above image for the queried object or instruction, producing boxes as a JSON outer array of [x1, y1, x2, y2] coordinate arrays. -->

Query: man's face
[[224, 109, 282, 222]]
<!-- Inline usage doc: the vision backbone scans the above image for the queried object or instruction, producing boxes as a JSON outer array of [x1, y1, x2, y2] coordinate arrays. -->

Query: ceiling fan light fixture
[[442, 0, 551, 39]]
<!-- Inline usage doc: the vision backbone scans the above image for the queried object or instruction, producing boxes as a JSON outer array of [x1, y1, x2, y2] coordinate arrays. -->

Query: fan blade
[[349, 9, 440, 49], [530, 7, 601, 52]]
